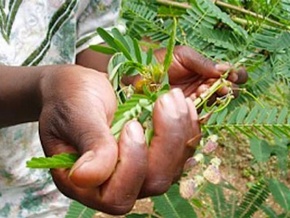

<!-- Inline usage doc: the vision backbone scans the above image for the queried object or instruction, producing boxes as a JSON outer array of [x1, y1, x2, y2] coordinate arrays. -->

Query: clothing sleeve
[[76, 0, 125, 53]]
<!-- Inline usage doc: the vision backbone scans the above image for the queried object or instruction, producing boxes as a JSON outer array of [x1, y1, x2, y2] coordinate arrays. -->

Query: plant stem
[[193, 78, 226, 109], [156, 0, 290, 30], [231, 16, 277, 30], [156, 0, 191, 9], [214, 0, 290, 30]]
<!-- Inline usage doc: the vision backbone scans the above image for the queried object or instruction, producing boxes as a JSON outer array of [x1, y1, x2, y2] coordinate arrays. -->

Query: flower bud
[[202, 135, 218, 155], [194, 153, 204, 162], [179, 179, 196, 199], [183, 157, 199, 171], [203, 164, 222, 184], [210, 157, 222, 167]]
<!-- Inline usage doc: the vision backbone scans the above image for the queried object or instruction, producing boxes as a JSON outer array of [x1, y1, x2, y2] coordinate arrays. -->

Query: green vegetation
[[27, 1, 290, 217]]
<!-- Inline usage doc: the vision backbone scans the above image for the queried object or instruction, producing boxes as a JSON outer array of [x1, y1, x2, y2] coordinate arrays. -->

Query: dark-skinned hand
[[38, 65, 200, 215], [39, 46, 248, 215], [124, 45, 248, 102]]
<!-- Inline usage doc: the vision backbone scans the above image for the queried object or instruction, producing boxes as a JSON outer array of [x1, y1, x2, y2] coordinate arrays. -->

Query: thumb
[[68, 124, 118, 188]]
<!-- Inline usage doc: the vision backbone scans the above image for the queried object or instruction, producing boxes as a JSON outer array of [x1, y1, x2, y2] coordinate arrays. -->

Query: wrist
[[0, 65, 44, 127]]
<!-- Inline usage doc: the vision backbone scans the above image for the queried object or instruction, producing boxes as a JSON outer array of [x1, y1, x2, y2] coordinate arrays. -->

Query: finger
[[39, 70, 119, 188], [172, 98, 201, 182], [44, 107, 118, 188], [185, 98, 201, 145], [68, 136, 117, 188], [227, 67, 248, 84], [189, 81, 216, 100], [216, 83, 239, 98], [62, 102, 118, 188], [99, 120, 148, 214], [50, 121, 148, 215], [172, 46, 224, 78], [235, 67, 248, 84], [139, 89, 196, 197], [40, 117, 118, 189]]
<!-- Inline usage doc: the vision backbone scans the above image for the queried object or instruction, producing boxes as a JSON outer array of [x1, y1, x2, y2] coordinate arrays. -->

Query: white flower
[[194, 153, 204, 162], [183, 157, 199, 171], [203, 165, 222, 184], [201, 135, 219, 155], [179, 179, 197, 199], [210, 157, 222, 167]]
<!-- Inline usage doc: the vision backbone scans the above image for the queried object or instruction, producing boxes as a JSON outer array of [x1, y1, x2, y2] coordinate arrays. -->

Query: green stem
[[214, 0, 289, 30], [193, 78, 227, 109], [156, 0, 290, 30], [231, 16, 277, 30]]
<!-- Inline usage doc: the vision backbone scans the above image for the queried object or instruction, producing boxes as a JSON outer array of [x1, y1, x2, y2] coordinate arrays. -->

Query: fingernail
[[229, 72, 238, 82], [215, 63, 231, 72], [171, 88, 183, 96], [69, 151, 95, 177], [126, 121, 145, 144]]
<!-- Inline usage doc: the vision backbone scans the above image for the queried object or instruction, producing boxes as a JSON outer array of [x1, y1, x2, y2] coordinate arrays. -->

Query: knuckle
[[101, 200, 135, 215], [143, 179, 172, 196], [201, 56, 214, 68]]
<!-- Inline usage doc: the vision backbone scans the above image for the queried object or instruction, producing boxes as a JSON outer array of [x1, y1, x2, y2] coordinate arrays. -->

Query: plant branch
[[156, 0, 290, 30]]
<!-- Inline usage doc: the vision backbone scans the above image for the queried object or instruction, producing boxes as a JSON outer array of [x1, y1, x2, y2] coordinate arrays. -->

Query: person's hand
[[154, 45, 248, 100], [38, 65, 200, 215], [124, 46, 248, 102]]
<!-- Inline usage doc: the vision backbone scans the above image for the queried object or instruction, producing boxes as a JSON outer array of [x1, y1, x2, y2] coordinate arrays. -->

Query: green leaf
[[145, 127, 154, 145], [250, 137, 272, 162], [271, 139, 289, 173], [268, 179, 290, 211], [206, 183, 230, 218], [152, 185, 197, 218], [108, 62, 123, 90], [114, 38, 133, 60], [163, 18, 177, 73], [111, 117, 130, 137], [65, 201, 96, 218], [260, 205, 278, 218], [97, 27, 133, 61], [216, 108, 228, 124], [97, 27, 119, 50], [146, 48, 153, 65], [235, 180, 269, 218], [89, 44, 116, 55], [236, 106, 248, 124], [244, 105, 260, 123], [133, 38, 142, 63], [277, 107, 288, 123], [112, 28, 131, 51], [267, 108, 278, 124], [26, 153, 78, 169]]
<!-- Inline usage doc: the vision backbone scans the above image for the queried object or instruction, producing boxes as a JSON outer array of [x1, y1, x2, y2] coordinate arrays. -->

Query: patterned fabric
[[0, 0, 121, 217]]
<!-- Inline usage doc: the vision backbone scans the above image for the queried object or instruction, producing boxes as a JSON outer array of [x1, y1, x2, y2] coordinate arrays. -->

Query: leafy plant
[[204, 180, 270, 218], [27, 0, 290, 217]]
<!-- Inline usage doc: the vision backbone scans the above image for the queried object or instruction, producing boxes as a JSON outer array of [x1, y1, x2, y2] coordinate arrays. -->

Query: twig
[[156, 0, 290, 30]]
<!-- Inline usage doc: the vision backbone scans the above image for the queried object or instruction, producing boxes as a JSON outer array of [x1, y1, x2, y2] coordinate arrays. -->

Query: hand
[[124, 46, 248, 101], [38, 65, 200, 215], [154, 45, 248, 100]]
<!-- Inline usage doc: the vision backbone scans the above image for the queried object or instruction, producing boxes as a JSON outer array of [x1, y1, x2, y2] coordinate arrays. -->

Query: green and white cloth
[[0, 0, 121, 217]]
